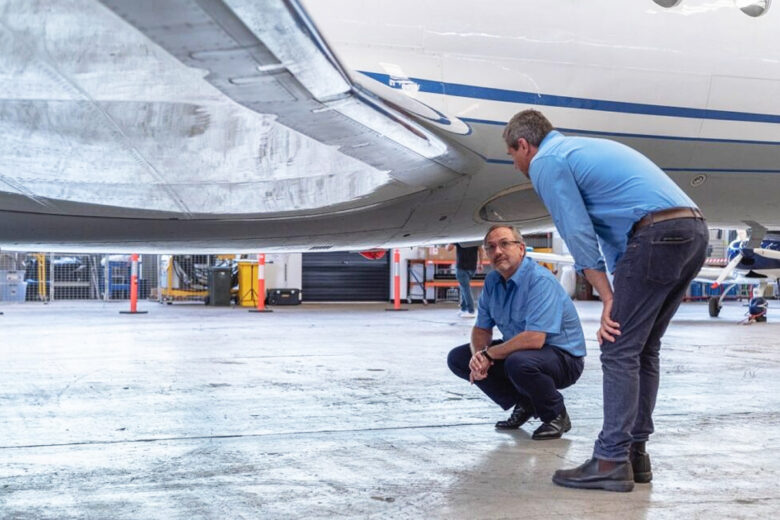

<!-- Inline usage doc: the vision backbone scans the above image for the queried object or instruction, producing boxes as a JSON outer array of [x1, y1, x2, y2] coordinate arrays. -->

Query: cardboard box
[[425, 246, 455, 262]]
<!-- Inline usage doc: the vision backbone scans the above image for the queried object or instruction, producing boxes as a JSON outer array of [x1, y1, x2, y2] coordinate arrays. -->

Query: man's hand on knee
[[597, 299, 621, 345], [468, 351, 493, 383]]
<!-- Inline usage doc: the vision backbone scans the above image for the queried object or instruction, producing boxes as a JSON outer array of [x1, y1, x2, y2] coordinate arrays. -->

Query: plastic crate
[[0, 282, 27, 302]]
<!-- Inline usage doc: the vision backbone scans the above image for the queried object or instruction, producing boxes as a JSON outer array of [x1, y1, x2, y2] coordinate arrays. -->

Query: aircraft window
[[652, 0, 682, 7], [736, 0, 771, 16]]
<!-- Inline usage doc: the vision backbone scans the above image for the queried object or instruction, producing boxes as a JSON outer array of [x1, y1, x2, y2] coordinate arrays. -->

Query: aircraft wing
[[96, 0, 475, 196], [0, 0, 490, 252], [526, 251, 575, 265]]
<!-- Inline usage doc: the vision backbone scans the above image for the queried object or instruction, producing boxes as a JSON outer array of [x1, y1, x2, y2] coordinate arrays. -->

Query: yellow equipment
[[159, 255, 208, 302], [237, 260, 259, 307]]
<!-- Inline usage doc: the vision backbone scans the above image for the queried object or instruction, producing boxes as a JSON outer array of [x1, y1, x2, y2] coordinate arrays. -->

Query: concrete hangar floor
[[1, 300, 778, 519]]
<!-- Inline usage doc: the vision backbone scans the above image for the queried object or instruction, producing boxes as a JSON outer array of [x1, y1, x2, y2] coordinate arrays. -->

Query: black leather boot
[[630, 442, 652, 483], [495, 403, 533, 430], [532, 407, 571, 440], [553, 458, 635, 492]]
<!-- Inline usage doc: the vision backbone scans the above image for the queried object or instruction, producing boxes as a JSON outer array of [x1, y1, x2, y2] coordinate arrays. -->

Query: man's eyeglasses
[[484, 240, 523, 254]]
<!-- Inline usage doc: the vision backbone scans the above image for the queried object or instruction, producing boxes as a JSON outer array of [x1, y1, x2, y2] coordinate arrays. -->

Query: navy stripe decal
[[359, 71, 780, 125]]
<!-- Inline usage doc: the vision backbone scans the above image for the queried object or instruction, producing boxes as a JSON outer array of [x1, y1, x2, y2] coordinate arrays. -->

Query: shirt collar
[[503, 256, 533, 288], [537, 130, 563, 154]]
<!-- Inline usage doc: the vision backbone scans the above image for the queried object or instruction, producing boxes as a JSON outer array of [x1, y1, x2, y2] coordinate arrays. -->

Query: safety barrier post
[[120, 254, 148, 314], [36, 253, 48, 302], [249, 253, 272, 313], [386, 249, 408, 312]]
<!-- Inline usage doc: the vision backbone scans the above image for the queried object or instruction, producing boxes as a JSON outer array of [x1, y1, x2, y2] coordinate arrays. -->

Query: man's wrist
[[480, 346, 494, 362]]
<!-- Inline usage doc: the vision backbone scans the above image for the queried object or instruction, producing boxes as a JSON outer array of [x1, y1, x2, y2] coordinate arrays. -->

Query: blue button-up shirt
[[476, 257, 586, 357], [529, 131, 697, 273]]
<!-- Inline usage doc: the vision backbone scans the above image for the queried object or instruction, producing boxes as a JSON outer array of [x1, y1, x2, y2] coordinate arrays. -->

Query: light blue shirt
[[476, 256, 586, 357], [530, 131, 697, 273]]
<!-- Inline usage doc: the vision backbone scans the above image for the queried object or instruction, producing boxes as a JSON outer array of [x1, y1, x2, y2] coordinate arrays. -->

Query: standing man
[[446, 243, 481, 318], [447, 225, 586, 440], [503, 110, 708, 492]]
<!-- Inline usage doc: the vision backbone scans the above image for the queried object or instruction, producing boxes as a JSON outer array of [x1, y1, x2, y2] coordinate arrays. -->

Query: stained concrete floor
[[0, 298, 778, 519]]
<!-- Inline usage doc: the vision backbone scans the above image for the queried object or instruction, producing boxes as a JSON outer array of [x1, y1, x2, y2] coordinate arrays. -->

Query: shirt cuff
[[574, 260, 606, 275], [475, 317, 494, 330]]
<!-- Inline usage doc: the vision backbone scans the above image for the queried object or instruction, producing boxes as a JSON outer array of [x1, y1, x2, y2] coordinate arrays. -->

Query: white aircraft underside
[[0, 0, 778, 252]]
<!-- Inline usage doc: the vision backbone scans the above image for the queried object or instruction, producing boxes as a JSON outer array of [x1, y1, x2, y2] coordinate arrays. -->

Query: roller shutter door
[[302, 252, 390, 301]]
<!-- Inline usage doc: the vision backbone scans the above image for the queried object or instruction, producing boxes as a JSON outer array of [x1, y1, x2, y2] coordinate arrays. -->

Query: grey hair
[[502, 109, 554, 149], [483, 225, 525, 246]]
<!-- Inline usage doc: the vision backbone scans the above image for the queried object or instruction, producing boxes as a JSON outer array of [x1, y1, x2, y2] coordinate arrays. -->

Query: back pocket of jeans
[[647, 235, 694, 284]]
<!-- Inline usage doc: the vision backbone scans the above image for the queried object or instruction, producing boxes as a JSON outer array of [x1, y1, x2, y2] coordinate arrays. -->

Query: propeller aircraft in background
[[698, 222, 780, 322]]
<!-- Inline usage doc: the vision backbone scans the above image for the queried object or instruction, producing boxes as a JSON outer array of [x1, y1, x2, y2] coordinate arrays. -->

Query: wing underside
[[0, 0, 483, 250]]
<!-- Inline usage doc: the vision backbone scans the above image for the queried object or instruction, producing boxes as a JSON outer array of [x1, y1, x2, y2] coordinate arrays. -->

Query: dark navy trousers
[[447, 341, 584, 423], [594, 217, 708, 461]]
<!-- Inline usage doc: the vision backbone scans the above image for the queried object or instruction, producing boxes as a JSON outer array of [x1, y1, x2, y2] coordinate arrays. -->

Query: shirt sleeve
[[530, 155, 606, 273], [523, 276, 563, 334], [475, 279, 495, 330]]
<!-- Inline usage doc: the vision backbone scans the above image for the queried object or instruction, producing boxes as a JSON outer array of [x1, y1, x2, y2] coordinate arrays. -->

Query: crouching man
[[447, 225, 586, 439]]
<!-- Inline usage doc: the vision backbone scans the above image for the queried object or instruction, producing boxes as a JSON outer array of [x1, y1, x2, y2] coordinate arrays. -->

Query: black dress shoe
[[553, 457, 635, 492], [495, 403, 533, 430], [630, 442, 652, 483], [531, 407, 571, 440]]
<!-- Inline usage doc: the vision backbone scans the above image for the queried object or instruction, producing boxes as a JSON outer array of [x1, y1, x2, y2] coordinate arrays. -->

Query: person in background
[[446, 243, 481, 318]]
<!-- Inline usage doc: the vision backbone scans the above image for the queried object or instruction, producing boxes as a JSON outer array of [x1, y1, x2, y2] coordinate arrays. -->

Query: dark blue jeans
[[455, 268, 476, 312], [447, 342, 584, 422], [594, 217, 708, 461]]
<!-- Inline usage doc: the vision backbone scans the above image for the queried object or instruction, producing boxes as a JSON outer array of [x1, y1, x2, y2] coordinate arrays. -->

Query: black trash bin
[[208, 267, 232, 306]]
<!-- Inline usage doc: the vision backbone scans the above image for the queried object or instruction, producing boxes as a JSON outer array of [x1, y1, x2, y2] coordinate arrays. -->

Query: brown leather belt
[[632, 207, 704, 234]]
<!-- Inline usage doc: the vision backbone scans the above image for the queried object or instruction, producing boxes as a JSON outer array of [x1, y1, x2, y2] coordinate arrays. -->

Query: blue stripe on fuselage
[[359, 71, 780, 125]]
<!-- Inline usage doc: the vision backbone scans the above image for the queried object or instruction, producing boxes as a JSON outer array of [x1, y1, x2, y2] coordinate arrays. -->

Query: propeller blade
[[712, 253, 743, 288], [753, 248, 780, 261]]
